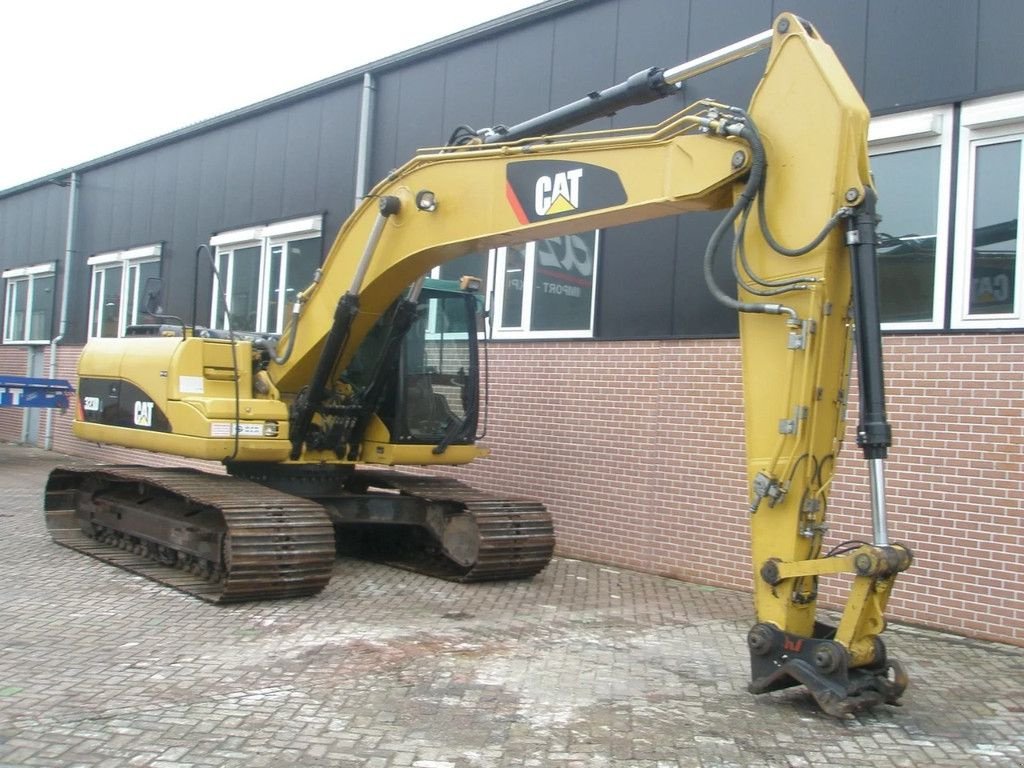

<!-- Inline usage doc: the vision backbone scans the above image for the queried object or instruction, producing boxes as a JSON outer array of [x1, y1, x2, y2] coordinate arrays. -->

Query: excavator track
[[44, 465, 336, 604], [333, 470, 555, 582]]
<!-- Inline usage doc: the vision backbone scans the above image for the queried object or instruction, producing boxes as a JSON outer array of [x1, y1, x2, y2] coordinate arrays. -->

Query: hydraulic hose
[[756, 158, 848, 258], [733, 204, 815, 294], [702, 120, 796, 321]]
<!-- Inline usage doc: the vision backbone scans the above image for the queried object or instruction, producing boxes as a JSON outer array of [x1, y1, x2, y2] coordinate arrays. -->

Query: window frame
[[431, 231, 600, 340], [86, 244, 162, 338], [951, 92, 1024, 329], [868, 106, 954, 331], [2, 262, 56, 345], [209, 215, 323, 334]]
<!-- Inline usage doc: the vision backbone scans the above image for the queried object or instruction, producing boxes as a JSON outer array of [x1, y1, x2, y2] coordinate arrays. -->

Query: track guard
[[747, 622, 908, 717]]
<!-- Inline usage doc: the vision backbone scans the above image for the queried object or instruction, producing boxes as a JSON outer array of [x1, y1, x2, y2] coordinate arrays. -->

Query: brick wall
[[0, 346, 29, 442], [449, 334, 1024, 647], [4, 335, 1021, 646]]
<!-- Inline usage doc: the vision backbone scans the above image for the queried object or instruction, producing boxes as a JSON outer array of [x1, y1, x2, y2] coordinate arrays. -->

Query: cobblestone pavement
[[1, 444, 1022, 768]]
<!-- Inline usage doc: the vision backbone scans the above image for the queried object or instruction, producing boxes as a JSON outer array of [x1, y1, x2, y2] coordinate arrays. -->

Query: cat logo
[[506, 160, 627, 224], [535, 168, 583, 217], [134, 400, 154, 428]]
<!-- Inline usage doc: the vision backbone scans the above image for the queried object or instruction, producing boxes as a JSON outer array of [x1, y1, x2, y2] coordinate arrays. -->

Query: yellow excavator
[[44, 14, 911, 716]]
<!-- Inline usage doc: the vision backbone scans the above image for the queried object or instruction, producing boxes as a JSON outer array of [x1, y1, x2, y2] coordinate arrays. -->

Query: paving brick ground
[[1, 443, 1022, 768]]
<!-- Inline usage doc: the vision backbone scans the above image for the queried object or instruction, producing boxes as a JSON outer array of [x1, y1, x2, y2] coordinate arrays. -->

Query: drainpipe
[[45, 170, 79, 450], [354, 71, 376, 208]]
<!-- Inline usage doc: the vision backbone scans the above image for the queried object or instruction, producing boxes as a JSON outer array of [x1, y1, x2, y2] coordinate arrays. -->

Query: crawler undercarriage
[[45, 465, 555, 603]]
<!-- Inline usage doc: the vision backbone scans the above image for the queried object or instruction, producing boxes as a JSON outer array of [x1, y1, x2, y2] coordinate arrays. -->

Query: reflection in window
[[437, 252, 487, 285], [224, 245, 261, 331], [430, 231, 599, 339], [6, 279, 27, 340], [872, 147, 941, 323], [87, 246, 162, 338], [500, 244, 526, 329], [124, 260, 160, 328], [281, 239, 321, 327], [3, 265, 55, 343], [531, 234, 594, 332], [210, 217, 323, 334], [94, 264, 123, 338], [969, 140, 1019, 315]]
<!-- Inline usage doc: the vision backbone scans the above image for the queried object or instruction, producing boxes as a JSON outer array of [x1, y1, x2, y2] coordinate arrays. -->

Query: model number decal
[[82, 396, 101, 412]]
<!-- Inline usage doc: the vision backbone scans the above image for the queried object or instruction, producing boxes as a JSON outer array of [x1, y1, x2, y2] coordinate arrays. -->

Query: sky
[[0, 0, 543, 191]]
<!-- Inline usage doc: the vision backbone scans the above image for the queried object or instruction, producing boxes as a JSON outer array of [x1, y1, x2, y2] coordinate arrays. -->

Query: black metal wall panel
[[395, 58, 449, 160], [441, 40, 500, 139], [109, 163, 137, 247], [196, 133, 230, 240], [223, 122, 258, 227], [492, 20, 558, 134], [369, 71, 402, 184], [39, 186, 68, 263], [127, 152, 157, 246], [595, 218, 678, 338], [314, 85, 361, 235], [148, 144, 180, 246], [281, 99, 324, 216], [77, 169, 113, 259], [0, 184, 66, 268], [15, 184, 71, 340], [169, 144, 204, 294], [977, 0, 1024, 97], [864, 0, 978, 113], [252, 111, 289, 221]]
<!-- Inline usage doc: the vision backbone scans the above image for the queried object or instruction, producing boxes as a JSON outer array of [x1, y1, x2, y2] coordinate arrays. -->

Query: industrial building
[[1, 0, 1021, 645]]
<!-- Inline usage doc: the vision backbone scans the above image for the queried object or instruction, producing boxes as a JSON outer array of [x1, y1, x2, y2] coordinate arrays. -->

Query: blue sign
[[0, 375, 75, 410]]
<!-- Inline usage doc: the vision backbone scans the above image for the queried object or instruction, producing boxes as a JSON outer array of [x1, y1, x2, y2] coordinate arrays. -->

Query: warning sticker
[[211, 422, 264, 437]]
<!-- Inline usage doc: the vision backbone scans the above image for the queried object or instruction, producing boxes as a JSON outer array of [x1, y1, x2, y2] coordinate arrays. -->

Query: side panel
[[73, 337, 291, 461]]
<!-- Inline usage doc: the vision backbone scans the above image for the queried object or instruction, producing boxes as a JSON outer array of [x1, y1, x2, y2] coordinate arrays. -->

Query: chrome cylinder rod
[[869, 458, 890, 547], [349, 198, 398, 295], [662, 29, 774, 86]]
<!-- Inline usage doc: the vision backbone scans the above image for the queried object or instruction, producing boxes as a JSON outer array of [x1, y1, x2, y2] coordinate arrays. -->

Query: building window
[[87, 244, 162, 338], [953, 93, 1024, 328], [2, 262, 56, 344], [868, 107, 953, 330], [433, 231, 599, 339], [210, 216, 322, 334]]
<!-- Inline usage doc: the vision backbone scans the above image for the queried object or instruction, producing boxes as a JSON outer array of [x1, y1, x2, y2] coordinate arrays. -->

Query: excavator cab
[[362, 279, 482, 448]]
